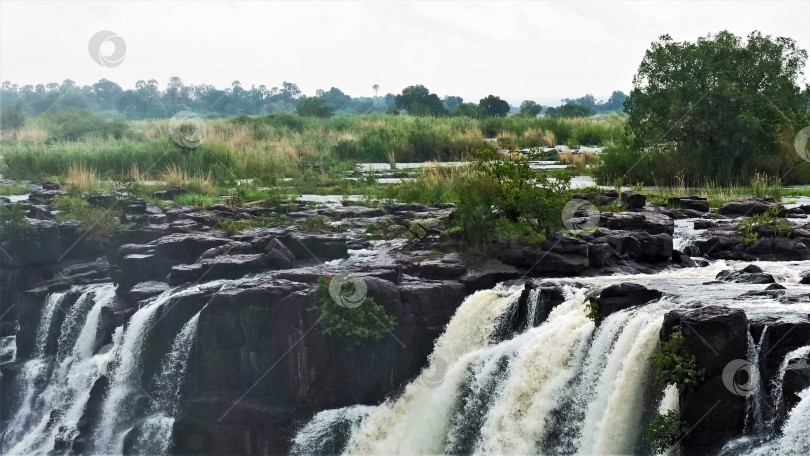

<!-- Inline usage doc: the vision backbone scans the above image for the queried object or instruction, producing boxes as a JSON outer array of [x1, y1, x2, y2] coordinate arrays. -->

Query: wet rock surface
[[3, 188, 810, 454]]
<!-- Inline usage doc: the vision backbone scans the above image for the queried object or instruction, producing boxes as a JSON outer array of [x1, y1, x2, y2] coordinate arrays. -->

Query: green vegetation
[[309, 276, 397, 347], [299, 215, 332, 231], [585, 299, 602, 325], [0, 113, 622, 185], [646, 174, 788, 209], [448, 151, 572, 254], [599, 30, 810, 186], [216, 215, 293, 236], [653, 327, 705, 389], [0, 203, 39, 244], [296, 97, 334, 118], [645, 410, 688, 454], [0, 183, 31, 196], [736, 206, 793, 245], [1, 104, 26, 131], [54, 196, 122, 242]]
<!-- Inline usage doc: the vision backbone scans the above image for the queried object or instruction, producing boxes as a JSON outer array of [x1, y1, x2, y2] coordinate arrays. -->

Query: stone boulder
[[598, 211, 674, 236], [669, 196, 710, 213], [621, 190, 646, 209], [597, 283, 663, 317], [718, 198, 783, 217], [716, 264, 776, 284]]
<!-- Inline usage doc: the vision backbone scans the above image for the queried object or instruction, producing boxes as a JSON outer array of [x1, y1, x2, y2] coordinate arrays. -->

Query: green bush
[[54, 196, 122, 242], [0, 203, 39, 244], [736, 206, 792, 246], [449, 151, 572, 254], [653, 326, 705, 388], [645, 410, 687, 453], [0, 105, 26, 131], [308, 276, 396, 347]]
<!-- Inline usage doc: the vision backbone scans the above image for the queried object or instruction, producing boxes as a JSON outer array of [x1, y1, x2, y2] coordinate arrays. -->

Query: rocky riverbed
[[2, 184, 810, 455]]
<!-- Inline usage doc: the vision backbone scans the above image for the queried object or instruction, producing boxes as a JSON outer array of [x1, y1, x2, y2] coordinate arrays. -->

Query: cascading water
[[745, 325, 768, 435], [293, 281, 672, 455], [130, 312, 201, 455], [0, 277, 231, 455], [2, 284, 118, 454]]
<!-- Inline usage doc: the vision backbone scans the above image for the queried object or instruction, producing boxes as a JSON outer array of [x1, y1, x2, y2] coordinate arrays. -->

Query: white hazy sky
[[1, 0, 809, 105]]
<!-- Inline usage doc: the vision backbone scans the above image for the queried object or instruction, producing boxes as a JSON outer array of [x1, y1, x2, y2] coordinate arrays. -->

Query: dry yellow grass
[[542, 130, 556, 147], [7, 125, 48, 142], [557, 151, 600, 171], [496, 131, 518, 149], [159, 165, 215, 195], [65, 165, 100, 193]]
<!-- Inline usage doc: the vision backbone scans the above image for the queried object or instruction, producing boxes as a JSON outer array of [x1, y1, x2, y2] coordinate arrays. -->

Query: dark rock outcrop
[[669, 196, 710, 213], [718, 198, 783, 217], [662, 306, 749, 455], [597, 283, 663, 317], [716, 265, 776, 284]]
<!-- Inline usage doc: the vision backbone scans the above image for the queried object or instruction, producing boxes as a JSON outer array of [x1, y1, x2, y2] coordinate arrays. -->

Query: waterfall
[[343, 284, 525, 454], [92, 295, 169, 453], [768, 345, 810, 434], [290, 406, 377, 455], [293, 281, 670, 455], [2, 284, 118, 455], [130, 311, 202, 456], [35, 291, 68, 356], [745, 325, 768, 435], [770, 385, 810, 455]]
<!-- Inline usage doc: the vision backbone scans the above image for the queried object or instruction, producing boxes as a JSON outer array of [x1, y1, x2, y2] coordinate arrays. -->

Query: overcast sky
[[1, 0, 809, 105]]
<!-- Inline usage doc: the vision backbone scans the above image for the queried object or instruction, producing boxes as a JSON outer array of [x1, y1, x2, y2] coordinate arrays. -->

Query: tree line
[[0, 76, 625, 128]]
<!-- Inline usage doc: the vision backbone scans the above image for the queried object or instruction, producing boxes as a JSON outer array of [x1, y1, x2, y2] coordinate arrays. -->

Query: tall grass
[[0, 114, 625, 184]]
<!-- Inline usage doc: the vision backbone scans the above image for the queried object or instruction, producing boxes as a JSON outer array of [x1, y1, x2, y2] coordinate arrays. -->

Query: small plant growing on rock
[[645, 410, 687, 453], [585, 299, 602, 325], [653, 326, 705, 388], [309, 276, 396, 347], [0, 203, 39, 244], [736, 206, 792, 246]]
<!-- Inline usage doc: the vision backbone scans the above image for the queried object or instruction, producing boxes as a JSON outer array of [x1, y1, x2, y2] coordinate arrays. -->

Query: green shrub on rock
[[0, 203, 39, 244], [645, 410, 687, 453], [653, 326, 705, 388], [308, 276, 396, 347]]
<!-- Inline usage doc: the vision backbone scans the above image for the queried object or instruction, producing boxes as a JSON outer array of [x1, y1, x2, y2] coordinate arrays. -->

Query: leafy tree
[[450, 103, 482, 118], [622, 31, 810, 184], [602, 91, 627, 112], [295, 97, 334, 118], [451, 151, 572, 253], [395, 85, 446, 116], [519, 100, 543, 117], [563, 94, 597, 112], [442, 95, 464, 110], [478, 95, 510, 117], [546, 103, 591, 118], [0, 104, 26, 131], [372, 84, 379, 97]]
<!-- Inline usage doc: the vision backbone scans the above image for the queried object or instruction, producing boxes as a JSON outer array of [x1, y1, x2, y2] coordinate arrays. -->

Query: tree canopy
[[479, 95, 510, 117], [394, 85, 447, 116], [620, 30, 810, 184]]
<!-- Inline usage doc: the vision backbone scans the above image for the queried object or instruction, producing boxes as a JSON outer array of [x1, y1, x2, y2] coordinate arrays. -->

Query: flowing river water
[[1, 217, 810, 455]]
